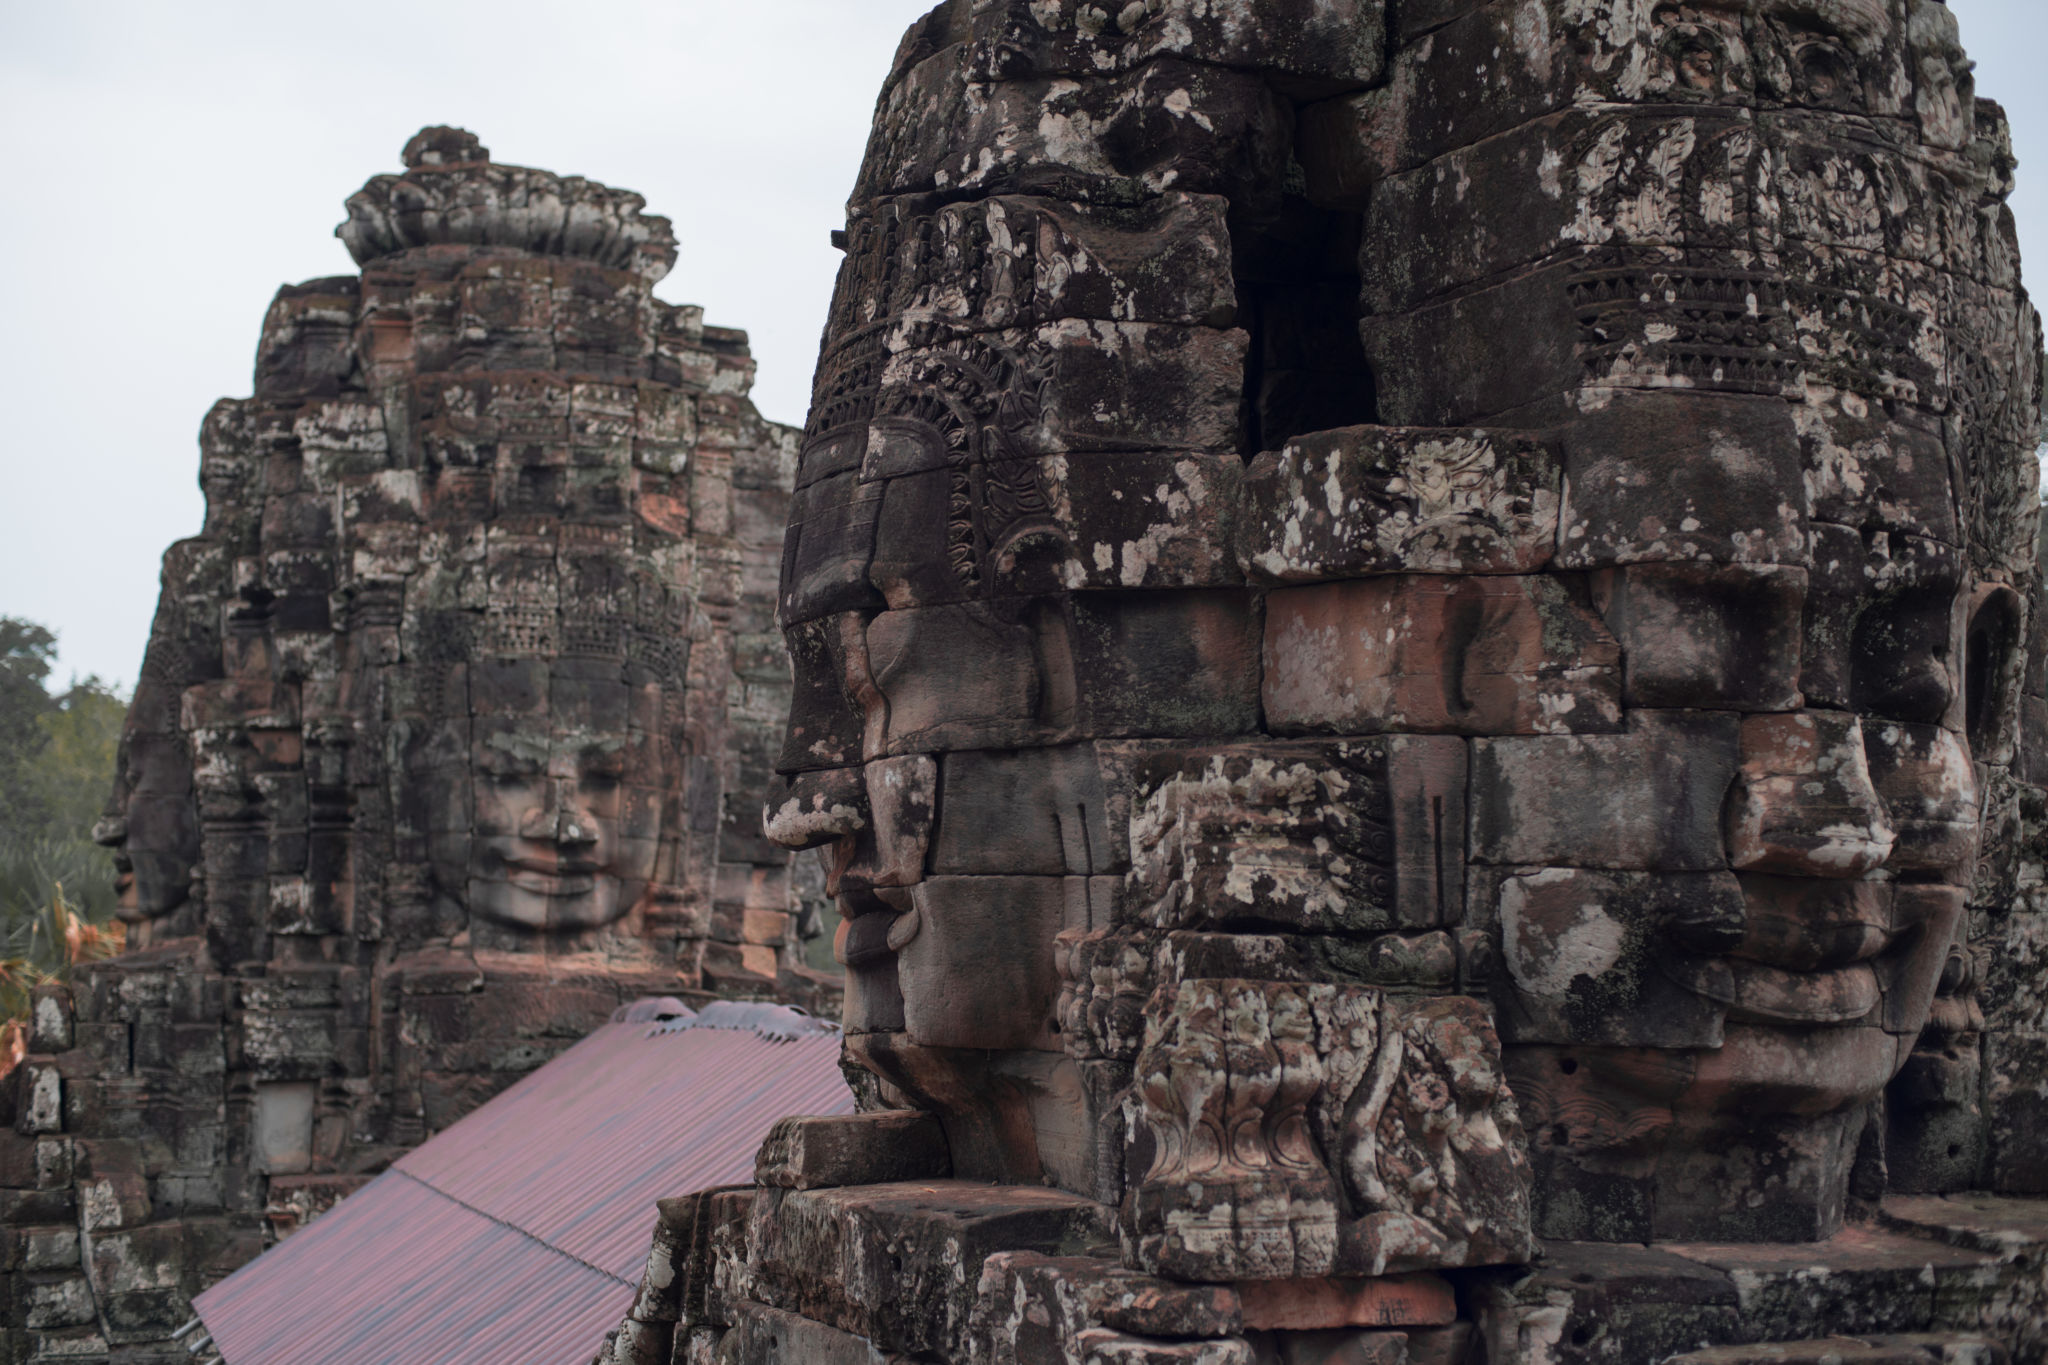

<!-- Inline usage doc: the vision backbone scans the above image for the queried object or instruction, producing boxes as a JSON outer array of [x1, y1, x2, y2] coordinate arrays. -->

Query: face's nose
[[1725, 710, 1895, 877], [552, 777, 597, 847]]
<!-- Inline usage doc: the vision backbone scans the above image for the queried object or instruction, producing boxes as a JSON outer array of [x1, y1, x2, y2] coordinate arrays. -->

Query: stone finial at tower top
[[401, 125, 488, 168], [336, 126, 678, 283]]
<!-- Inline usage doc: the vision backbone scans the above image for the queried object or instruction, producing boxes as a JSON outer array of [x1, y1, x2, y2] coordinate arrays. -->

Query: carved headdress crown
[[336, 126, 679, 284]]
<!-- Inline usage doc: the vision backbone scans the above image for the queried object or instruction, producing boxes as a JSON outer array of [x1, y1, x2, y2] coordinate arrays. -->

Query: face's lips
[[1724, 959, 1881, 1026], [1658, 953, 1883, 1026], [490, 845, 606, 896], [504, 855, 602, 876], [1729, 875, 1894, 971], [1659, 869, 1966, 1036], [506, 868, 600, 896]]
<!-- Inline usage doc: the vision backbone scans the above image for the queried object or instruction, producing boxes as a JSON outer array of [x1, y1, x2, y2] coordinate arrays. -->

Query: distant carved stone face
[[455, 683, 668, 932], [98, 723, 199, 924]]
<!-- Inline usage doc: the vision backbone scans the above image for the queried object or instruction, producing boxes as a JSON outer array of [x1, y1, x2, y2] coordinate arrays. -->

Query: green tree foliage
[[28, 683, 127, 859], [0, 618, 58, 837], [0, 617, 124, 922]]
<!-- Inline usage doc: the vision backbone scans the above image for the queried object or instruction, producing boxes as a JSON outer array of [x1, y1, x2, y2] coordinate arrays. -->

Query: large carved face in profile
[[96, 707, 199, 926], [767, 0, 2039, 1245], [92, 606, 210, 933]]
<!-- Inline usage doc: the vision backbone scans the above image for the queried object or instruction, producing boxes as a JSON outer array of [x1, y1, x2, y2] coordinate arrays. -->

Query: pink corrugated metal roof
[[194, 1003, 854, 1365]]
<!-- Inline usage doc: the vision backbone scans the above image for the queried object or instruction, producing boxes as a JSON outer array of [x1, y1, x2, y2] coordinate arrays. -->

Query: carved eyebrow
[[479, 730, 550, 772], [476, 750, 545, 775], [561, 735, 630, 770]]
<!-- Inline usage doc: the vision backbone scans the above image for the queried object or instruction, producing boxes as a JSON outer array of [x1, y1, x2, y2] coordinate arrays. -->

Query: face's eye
[[1849, 587, 1957, 724]]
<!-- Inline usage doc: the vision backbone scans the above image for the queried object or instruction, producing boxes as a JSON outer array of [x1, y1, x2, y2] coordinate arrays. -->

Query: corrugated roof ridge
[[389, 1167, 637, 1289]]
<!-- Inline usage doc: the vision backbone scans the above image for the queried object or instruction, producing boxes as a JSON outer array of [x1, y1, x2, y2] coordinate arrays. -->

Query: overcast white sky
[[1, 0, 2042, 691]]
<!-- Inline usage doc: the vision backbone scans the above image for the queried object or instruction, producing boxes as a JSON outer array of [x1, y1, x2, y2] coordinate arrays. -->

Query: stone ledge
[[737, 1181, 1115, 1360]]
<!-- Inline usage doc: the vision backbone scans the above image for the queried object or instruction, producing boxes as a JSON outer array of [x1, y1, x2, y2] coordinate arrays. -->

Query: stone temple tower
[[0, 128, 827, 1362], [598, 3, 2048, 1363]]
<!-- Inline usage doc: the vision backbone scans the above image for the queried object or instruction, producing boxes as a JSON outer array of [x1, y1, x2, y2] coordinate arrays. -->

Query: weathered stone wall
[[0, 128, 829, 1364]]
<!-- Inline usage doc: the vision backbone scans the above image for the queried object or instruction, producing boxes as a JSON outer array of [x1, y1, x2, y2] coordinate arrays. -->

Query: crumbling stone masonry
[[0, 128, 827, 1364], [600, 2, 2048, 1362]]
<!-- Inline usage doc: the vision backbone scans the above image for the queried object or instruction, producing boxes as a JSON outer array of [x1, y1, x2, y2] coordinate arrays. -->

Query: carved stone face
[[97, 723, 199, 924], [450, 680, 668, 932], [1320, 0, 2039, 1239], [771, 0, 2039, 1250]]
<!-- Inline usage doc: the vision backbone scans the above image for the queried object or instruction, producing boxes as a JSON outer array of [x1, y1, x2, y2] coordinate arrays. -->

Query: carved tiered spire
[[336, 125, 679, 282]]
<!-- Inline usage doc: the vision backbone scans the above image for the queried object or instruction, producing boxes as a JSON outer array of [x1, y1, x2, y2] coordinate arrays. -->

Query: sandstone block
[[18, 1228, 75, 1274], [1471, 711, 1740, 870], [1264, 576, 1620, 737], [776, 618, 866, 772], [898, 877, 1067, 1051], [1360, 262, 1580, 428], [1797, 396, 1956, 545], [1235, 1275, 1455, 1332], [1070, 590, 1262, 739], [601, 1317, 673, 1365], [15, 1064, 59, 1137], [1726, 712, 1894, 878], [1486, 867, 1740, 1048], [865, 602, 1063, 756], [1467, 1239, 1745, 1362], [781, 472, 886, 624], [1655, 1226, 2011, 1342], [1239, 426, 1561, 582], [1029, 195, 1236, 328], [24, 1275, 95, 1330], [742, 1182, 1113, 1360], [1068, 1330, 1255, 1364], [714, 1302, 903, 1365], [1036, 453, 1244, 592], [1662, 1337, 2010, 1364], [932, 746, 1116, 877], [1557, 392, 1809, 569], [1865, 723, 1980, 879], [860, 52, 1289, 212], [1983, 1031, 2048, 1195], [1799, 525, 1964, 721], [753, 1112, 951, 1191], [1594, 563, 1807, 712], [832, 755, 935, 891], [960, 0, 1386, 92], [969, 1250, 1244, 1364], [1026, 321, 1246, 456], [1128, 737, 1467, 935]]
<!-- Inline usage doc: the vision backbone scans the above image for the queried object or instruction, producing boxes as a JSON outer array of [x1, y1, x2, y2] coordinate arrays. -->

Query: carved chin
[[119, 864, 192, 922], [1680, 1023, 1904, 1120]]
